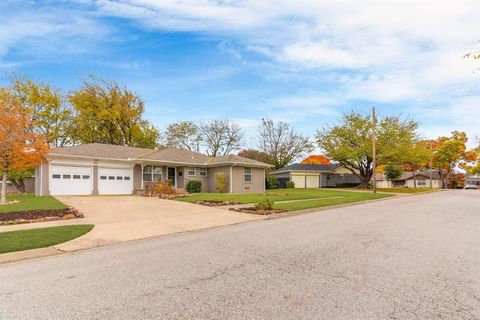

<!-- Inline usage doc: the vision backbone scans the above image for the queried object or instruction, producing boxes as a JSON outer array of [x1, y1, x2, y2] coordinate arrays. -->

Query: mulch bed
[[0, 208, 83, 225], [194, 200, 240, 206], [229, 207, 285, 215]]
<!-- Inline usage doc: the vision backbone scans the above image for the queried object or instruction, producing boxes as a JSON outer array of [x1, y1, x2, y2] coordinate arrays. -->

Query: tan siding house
[[35, 143, 270, 196]]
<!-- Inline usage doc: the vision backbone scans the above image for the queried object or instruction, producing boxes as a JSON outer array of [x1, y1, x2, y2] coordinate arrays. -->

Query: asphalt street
[[1, 190, 479, 319]]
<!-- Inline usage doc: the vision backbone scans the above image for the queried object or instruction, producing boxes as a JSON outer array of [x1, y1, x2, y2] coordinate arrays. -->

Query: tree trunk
[[10, 178, 25, 193], [1, 170, 7, 205]]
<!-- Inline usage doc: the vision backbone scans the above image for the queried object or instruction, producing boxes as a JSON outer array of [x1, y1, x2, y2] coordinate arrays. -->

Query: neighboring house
[[34, 143, 271, 196], [375, 170, 443, 189], [466, 174, 480, 187], [272, 163, 360, 188]]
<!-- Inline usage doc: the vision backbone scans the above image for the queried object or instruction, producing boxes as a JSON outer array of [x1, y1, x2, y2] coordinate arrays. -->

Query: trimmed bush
[[186, 180, 202, 193], [155, 181, 176, 195], [265, 172, 279, 189], [215, 173, 229, 193], [285, 181, 295, 188]]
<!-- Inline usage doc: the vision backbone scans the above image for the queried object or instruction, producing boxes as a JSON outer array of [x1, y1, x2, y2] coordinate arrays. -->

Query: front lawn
[[0, 194, 68, 214], [177, 188, 391, 212], [0, 224, 94, 254], [376, 188, 438, 194]]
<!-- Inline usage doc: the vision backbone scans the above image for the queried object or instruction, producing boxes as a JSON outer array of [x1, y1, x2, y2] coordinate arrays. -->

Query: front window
[[143, 165, 163, 182], [244, 168, 252, 182], [188, 167, 196, 176], [199, 168, 207, 177], [418, 180, 426, 186]]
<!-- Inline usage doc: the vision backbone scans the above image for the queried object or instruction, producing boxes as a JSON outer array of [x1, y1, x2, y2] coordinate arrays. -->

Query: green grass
[[273, 192, 390, 211], [376, 188, 438, 194], [0, 225, 94, 254], [177, 188, 392, 212], [0, 194, 68, 214]]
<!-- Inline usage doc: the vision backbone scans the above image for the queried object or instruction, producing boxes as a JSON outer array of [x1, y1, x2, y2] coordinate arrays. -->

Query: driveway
[[1, 196, 262, 252], [1, 190, 479, 319]]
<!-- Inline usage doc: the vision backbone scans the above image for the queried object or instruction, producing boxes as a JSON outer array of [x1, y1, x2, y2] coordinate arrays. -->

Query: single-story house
[[272, 163, 360, 188], [35, 143, 271, 196], [466, 174, 480, 187], [375, 170, 443, 189]]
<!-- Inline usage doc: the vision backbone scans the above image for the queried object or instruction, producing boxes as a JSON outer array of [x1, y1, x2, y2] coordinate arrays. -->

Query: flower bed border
[[195, 200, 240, 206], [0, 208, 83, 225]]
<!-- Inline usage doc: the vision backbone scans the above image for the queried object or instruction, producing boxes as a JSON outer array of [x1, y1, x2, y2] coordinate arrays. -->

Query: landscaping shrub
[[254, 198, 274, 211], [215, 173, 229, 193], [265, 172, 278, 189], [186, 180, 202, 193], [155, 181, 176, 195], [285, 181, 295, 188]]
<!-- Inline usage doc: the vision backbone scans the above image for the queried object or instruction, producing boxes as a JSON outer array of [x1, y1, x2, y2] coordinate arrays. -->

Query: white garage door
[[50, 165, 92, 195], [98, 167, 133, 195], [306, 175, 319, 188], [291, 175, 306, 188]]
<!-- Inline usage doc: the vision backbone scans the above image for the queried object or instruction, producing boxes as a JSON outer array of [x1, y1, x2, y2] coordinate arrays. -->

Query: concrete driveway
[[3, 196, 262, 252]]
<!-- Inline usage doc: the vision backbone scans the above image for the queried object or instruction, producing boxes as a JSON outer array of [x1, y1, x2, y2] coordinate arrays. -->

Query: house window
[[188, 167, 196, 176], [199, 168, 207, 177], [52, 174, 61, 179], [244, 168, 252, 182], [143, 165, 162, 182], [418, 180, 426, 186]]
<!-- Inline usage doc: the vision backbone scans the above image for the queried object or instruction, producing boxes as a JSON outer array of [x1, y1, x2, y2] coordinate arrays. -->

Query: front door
[[167, 167, 176, 187]]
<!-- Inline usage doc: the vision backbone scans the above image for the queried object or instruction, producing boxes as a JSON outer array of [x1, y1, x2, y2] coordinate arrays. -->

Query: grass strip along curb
[[0, 225, 94, 254]]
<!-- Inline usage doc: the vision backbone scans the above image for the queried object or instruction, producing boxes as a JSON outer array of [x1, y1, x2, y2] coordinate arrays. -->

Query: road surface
[[1, 191, 479, 319]]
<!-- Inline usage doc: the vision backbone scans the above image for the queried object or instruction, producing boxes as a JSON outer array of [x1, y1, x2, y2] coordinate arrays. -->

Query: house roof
[[375, 170, 442, 181], [273, 163, 341, 173], [48, 143, 271, 167]]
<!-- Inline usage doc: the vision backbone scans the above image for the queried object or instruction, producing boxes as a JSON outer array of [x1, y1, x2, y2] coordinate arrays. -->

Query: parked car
[[465, 184, 478, 190]]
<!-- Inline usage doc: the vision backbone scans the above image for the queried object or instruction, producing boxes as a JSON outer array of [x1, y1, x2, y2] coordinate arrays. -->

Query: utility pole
[[429, 140, 433, 188], [372, 106, 377, 194]]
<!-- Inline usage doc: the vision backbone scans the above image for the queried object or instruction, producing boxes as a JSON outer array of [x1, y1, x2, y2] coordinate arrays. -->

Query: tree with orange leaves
[[0, 90, 47, 204], [300, 155, 331, 165]]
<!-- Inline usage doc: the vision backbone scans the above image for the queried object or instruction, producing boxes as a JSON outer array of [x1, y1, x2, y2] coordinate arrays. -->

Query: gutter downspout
[[39, 160, 43, 196], [230, 165, 234, 193]]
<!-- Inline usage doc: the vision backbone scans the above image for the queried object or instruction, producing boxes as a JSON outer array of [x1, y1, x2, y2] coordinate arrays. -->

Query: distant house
[[466, 174, 480, 187], [272, 163, 360, 188], [375, 170, 443, 189]]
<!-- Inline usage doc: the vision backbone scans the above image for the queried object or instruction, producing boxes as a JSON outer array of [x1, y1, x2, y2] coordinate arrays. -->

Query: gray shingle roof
[[48, 143, 271, 167], [273, 163, 341, 173]]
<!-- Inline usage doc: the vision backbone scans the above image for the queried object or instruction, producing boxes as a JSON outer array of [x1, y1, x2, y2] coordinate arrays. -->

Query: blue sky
[[1, 0, 479, 147]]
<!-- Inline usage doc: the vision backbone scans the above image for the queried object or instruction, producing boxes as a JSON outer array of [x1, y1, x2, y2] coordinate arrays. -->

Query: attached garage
[[291, 174, 320, 189], [291, 175, 306, 188], [50, 165, 92, 195], [98, 167, 133, 195]]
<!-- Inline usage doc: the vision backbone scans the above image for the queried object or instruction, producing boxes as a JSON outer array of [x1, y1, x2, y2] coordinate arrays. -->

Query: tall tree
[[433, 131, 470, 188], [200, 119, 243, 156], [237, 149, 274, 164], [402, 140, 432, 188], [300, 155, 331, 165], [258, 119, 313, 169], [69, 77, 160, 148], [317, 111, 418, 188], [165, 121, 202, 151], [9, 76, 75, 148], [0, 90, 46, 204]]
